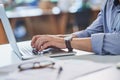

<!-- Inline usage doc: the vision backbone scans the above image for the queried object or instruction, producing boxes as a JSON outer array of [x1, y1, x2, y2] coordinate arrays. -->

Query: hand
[[31, 35, 66, 51]]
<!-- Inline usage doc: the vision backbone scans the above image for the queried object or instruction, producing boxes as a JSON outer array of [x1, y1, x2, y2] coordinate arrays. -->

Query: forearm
[[71, 38, 92, 52], [56, 34, 78, 38]]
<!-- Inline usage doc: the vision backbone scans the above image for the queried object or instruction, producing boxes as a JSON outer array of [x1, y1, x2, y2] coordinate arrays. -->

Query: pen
[[56, 66, 63, 80]]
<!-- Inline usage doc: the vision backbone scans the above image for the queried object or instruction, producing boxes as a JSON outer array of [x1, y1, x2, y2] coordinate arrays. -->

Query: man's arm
[[31, 35, 93, 52], [71, 38, 92, 52], [71, 32, 120, 55], [31, 6, 105, 53]]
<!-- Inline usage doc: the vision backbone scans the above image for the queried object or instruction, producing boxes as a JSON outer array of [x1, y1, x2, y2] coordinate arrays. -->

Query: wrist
[[64, 35, 73, 52]]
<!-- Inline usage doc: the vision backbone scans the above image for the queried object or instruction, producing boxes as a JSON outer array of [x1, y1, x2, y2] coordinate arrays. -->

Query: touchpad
[[41, 48, 76, 57]]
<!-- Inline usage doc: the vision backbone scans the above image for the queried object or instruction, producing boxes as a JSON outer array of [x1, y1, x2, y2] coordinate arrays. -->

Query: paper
[[6, 59, 112, 80]]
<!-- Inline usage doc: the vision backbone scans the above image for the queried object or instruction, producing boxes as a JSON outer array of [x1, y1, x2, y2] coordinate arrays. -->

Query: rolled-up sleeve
[[91, 33, 120, 55], [91, 33, 105, 55]]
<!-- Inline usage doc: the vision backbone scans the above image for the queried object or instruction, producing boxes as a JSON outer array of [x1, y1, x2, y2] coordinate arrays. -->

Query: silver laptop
[[0, 4, 76, 60]]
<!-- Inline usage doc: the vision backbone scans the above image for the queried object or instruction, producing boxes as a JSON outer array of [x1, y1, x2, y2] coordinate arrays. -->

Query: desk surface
[[75, 67, 120, 80], [0, 41, 120, 80]]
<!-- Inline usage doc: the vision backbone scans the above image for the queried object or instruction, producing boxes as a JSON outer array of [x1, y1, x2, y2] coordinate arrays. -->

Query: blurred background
[[0, 0, 105, 44]]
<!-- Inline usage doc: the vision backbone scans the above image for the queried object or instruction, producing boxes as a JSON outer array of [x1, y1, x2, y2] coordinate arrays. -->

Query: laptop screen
[[0, 4, 23, 59]]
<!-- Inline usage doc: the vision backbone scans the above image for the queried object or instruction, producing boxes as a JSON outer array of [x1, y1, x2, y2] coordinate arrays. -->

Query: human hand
[[31, 35, 66, 51]]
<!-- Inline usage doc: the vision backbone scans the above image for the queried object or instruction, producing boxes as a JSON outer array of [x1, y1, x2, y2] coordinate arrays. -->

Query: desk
[[1, 41, 120, 80], [75, 67, 120, 80]]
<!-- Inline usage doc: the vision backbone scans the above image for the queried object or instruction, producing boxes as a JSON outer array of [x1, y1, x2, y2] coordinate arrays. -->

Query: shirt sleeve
[[91, 33, 120, 55], [72, 0, 107, 37]]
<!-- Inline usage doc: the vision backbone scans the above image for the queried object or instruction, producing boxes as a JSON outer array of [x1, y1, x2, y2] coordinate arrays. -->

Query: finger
[[31, 35, 40, 47], [34, 37, 48, 50], [31, 36, 38, 47], [40, 42, 53, 51], [36, 36, 52, 49], [43, 41, 66, 50], [34, 38, 42, 50], [37, 39, 47, 50]]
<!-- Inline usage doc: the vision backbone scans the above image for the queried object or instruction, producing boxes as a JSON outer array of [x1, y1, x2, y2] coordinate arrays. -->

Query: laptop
[[0, 4, 76, 60]]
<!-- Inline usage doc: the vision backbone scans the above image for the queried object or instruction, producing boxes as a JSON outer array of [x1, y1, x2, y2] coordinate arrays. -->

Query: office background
[[0, 0, 105, 44], [1, 1, 120, 80]]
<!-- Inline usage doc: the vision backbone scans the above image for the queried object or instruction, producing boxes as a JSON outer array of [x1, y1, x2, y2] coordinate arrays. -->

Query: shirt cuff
[[91, 33, 105, 55]]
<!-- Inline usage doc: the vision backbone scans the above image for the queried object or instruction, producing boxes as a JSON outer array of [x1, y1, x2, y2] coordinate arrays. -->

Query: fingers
[[40, 41, 65, 51], [40, 42, 53, 51], [31, 35, 40, 47], [31, 35, 65, 51], [34, 38, 42, 50], [35, 38, 48, 51], [32, 35, 50, 50]]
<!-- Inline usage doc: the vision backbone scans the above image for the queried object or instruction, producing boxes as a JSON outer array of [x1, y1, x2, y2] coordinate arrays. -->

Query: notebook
[[0, 4, 76, 60]]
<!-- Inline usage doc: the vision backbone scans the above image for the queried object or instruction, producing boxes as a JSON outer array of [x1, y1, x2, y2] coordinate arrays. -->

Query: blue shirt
[[73, 0, 120, 55]]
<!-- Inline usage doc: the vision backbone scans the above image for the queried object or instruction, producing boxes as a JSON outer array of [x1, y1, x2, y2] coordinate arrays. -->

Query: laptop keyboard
[[17, 41, 58, 56], [17, 41, 76, 57], [17, 41, 34, 55]]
